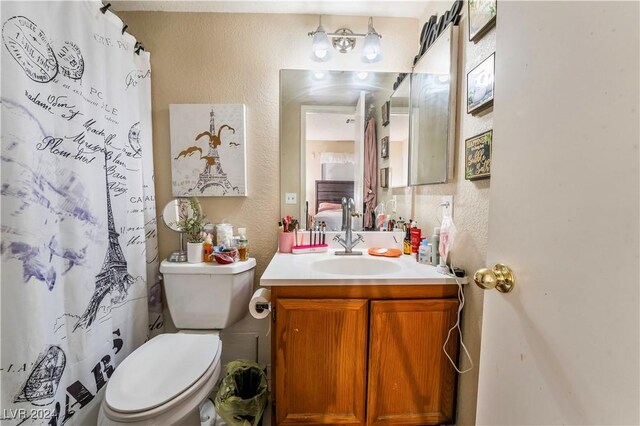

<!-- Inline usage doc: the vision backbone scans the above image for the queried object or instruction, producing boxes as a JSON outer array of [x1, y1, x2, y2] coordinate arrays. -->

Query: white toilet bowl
[[99, 258, 256, 425], [98, 333, 222, 425]]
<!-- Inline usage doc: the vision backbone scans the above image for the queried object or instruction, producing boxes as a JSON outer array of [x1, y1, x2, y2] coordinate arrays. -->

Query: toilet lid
[[105, 333, 221, 413]]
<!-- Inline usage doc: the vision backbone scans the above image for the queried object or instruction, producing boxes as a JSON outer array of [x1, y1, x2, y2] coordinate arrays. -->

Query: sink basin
[[311, 256, 403, 276]]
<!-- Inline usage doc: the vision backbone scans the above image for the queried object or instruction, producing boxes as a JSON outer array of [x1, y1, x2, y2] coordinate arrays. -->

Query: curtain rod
[[99, 1, 145, 55]]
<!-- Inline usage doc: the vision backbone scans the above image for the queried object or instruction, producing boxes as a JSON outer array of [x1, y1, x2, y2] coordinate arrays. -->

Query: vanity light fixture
[[309, 16, 332, 62], [309, 16, 383, 63]]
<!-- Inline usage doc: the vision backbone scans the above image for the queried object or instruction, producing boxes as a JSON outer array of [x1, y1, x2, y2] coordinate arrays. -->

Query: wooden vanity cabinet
[[271, 285, 460, 426]]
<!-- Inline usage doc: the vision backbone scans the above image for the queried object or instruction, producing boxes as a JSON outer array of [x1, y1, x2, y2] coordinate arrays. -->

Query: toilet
[[98, 258, 256, 425]]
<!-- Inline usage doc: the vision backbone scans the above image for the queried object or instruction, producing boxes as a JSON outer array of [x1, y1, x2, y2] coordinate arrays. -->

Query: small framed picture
[[467, 53, 495, 115], [380, 167, 389, 188], [380, 136, 389, 159], [468, 0, 497, 42], [381, 101, 390, 126], [465, 129, 492, 180]]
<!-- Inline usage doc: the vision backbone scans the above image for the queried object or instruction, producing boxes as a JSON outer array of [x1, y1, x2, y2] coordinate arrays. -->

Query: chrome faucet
[[334, 197, 364, 255]]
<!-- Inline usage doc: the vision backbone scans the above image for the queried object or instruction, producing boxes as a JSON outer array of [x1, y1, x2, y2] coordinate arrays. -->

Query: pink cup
[[278, 232, 294, 253]]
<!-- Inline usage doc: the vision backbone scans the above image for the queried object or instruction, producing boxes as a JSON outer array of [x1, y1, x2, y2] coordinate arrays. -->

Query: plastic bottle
[[431, 227, 440, 266], [202, 224, 214, 262], [237, 228, 249, 261], [418, 238, 431, 264], [410, 221, 422, 255]]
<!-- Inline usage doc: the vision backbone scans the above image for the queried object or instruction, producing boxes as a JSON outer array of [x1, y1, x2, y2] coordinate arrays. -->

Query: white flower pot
[[187, 242, 203, 263]]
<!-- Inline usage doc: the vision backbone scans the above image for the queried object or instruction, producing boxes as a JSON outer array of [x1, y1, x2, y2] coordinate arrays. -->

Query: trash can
[[214, 360, 268, 426]]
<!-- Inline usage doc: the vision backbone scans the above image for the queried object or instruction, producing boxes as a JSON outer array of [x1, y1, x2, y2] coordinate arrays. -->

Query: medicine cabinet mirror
[[409, 24, 459, 185], [389, 77, 410, 188], [280, 70, 411, 231]]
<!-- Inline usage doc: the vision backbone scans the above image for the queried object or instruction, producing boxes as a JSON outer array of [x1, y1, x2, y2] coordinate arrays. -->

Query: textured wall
[[412, 2, 495, 425], [119, 11, 419, 286], [118, 9, 488, 418], [118, 11, 418, 359]]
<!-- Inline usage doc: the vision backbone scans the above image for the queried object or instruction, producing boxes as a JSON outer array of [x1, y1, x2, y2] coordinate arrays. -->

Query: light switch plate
[[285, 193, 297, 204], [442, 195, 453, 219]]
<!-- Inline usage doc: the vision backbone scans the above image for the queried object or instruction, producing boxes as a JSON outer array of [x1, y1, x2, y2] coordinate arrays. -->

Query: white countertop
[[260, 250, 467, 286]]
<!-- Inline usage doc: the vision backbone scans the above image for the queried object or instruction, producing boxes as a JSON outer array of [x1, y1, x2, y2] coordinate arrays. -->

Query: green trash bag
[[214, 360, 268, 426]]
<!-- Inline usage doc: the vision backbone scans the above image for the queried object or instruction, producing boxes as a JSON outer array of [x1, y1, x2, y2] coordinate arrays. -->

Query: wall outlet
[[441, 195, 453, 219], [285, 193, 297, 204]]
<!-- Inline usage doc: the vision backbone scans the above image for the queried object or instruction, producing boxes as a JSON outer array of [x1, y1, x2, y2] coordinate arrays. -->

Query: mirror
[[409, 24, 458, 185], [389, 76, 410, 188], [280, 69, 409, 231], [162, 198, 202, 262]]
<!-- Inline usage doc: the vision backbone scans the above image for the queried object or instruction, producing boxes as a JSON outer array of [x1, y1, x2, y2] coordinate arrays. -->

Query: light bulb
[[314, 49, 327, 59]]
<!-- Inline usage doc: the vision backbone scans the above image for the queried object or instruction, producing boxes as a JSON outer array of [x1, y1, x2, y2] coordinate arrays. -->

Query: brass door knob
[[474, 264, 515, 293]]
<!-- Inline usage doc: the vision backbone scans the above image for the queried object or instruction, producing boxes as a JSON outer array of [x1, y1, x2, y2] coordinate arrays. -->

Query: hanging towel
[[363, 118, 378, 228]]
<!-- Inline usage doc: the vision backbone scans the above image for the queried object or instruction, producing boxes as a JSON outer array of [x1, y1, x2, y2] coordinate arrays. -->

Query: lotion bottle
[[418, 238, 431, 264], [431, 227, 440, 266]]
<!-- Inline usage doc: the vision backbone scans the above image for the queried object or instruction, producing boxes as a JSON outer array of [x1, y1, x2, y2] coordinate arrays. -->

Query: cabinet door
[[367, 300, 459, 425], [275, 298, 368, 425]]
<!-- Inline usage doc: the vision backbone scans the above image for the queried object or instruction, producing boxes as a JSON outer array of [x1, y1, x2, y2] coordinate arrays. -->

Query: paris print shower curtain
[[1, 1, 162, 424]]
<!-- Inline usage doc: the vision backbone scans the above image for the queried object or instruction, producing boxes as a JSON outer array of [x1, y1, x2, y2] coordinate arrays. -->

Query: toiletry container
[[418, 238, 431, 264], [403, 223, 412, 255], [410, 222, 422, 254], [431, 227, 440, 266], [98, 259, 256, 426]]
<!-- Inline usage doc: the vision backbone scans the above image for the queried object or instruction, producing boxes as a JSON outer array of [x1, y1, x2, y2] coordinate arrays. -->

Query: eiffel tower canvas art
[[74, 160, 133, 331], [170, 104, 247, 197]]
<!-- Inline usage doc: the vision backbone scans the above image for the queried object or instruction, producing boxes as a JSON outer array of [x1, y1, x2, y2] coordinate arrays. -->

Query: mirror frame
[[409, 24, 459, 186]]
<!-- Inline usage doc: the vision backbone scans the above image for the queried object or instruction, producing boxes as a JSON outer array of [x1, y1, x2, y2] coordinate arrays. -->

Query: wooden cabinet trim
[[271, 284, 458, 300]]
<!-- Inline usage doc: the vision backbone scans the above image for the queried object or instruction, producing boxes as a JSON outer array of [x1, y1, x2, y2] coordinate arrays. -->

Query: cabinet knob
[[474, 264, 515, 293]]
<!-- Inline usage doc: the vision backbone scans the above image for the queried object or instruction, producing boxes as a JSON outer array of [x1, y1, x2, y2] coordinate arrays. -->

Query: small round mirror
[[162, 198, 202, 232], [162, 198, 203, 263]]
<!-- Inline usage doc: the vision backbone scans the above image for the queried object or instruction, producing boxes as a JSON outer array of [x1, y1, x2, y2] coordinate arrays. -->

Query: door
[[476, 2, 639, 425], [353, 91, 365, 230], [367, 300, 459, 425], [274, 299, 368, 425]]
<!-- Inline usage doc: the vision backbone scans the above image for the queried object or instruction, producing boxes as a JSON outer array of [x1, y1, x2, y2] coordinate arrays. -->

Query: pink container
[[278, 232, 294, 253]]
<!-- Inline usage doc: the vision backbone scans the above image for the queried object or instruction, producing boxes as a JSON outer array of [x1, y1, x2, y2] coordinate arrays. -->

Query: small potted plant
[[176, 197, 206, 263]]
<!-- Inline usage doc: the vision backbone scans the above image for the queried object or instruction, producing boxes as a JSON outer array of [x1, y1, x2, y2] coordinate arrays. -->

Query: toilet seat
[[103, 333, 221, 422]]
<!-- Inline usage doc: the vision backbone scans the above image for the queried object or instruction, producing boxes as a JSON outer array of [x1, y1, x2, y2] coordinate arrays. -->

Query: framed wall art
[[468, 0, 497, 42], [380, 136, 389, 159], [465, 129, 492, 180], [380, 167, 389, 188], [467, 53, 495, 115], [170, 104, 247, 197], [381, 101, 390, 126]]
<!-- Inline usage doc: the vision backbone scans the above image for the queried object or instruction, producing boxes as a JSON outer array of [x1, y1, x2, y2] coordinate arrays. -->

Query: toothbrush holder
[[278, 232, 294, 253]]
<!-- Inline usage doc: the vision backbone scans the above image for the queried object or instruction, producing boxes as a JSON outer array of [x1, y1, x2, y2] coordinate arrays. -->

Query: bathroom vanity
[[261, 252, 466, 426]]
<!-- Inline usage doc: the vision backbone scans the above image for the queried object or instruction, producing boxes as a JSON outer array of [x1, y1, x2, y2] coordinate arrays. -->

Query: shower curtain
[[0, 2, 162, 424]]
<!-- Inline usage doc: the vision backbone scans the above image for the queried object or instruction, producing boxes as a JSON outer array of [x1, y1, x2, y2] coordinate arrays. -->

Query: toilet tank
[[159, 259, 256, 329]]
